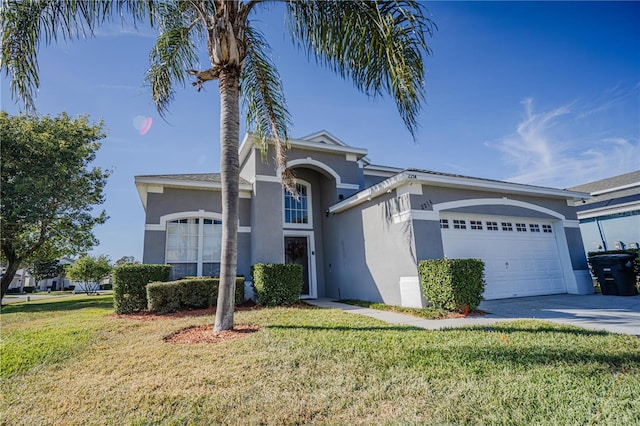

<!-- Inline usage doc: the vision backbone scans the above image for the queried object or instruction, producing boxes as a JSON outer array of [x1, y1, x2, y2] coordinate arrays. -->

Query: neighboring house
[[35, 257, 77, 292], [136, 131, 592, 306], [2, 267, 35, 292], [2, 257, 97, 293], [569, 171, 640, 253]]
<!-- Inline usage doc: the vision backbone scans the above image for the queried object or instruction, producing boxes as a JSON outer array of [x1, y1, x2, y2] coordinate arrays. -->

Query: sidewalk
[[306, 294, 640, 335], [2, 290, 113, 305], [305, 299, 516, 331]]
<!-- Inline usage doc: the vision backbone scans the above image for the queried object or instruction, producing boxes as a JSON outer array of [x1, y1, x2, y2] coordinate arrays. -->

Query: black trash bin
[[589, 254, 637, 296]]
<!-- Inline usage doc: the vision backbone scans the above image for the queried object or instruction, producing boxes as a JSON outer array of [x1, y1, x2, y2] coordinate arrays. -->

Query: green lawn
[[1, 295, 638, 425]]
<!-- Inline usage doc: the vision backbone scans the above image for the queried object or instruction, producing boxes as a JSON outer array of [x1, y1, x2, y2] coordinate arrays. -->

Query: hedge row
[[252, 263, 303, 306], [418, 258, 485, 311], [112, 264, 171, 314], [147, 277, 245, 314]]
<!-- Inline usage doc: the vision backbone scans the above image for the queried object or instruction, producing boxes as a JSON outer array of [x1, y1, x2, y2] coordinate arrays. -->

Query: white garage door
[[440, 214, 566, 300]]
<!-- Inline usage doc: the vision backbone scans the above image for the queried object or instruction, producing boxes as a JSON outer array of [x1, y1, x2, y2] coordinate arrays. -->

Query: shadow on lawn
[[0, 296, 113, 315]]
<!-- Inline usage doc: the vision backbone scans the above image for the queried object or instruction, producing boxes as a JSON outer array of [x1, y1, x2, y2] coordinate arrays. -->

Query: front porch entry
[[284, 231, 317, 298]]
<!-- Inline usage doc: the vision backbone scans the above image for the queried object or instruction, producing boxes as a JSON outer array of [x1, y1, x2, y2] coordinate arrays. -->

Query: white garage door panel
[[441, 215, 566, 300]]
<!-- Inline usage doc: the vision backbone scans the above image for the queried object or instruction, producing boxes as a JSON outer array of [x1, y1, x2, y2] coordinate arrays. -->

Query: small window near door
[[516, 223, 527, 232], [470, 220, 483, 230], [529, 224, 541, 233], [542, 224, 553, 233], [440, 219, 449, 229], [501, 222, 513, 231]]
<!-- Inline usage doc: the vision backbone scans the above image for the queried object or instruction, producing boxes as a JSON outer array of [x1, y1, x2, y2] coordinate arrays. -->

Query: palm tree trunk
[[214, 67, 241, 332]]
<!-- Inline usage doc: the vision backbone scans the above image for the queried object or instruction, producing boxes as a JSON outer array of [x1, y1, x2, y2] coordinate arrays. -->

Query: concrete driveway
[[310, 293, 640, 336], [479, 293, 640, 336]]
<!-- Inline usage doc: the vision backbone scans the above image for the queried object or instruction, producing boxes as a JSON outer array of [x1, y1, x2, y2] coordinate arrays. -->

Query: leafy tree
[[1, 1, 435, 330], [66, 255, 112, 295], [115, 256, 139, 266], [0, 112, 109, 299], [27, 259, 64, 284]]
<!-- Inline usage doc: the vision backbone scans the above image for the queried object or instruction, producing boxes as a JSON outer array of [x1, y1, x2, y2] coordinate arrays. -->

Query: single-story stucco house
[[568, 170, 640, 254], [135, 131, 593, 307]]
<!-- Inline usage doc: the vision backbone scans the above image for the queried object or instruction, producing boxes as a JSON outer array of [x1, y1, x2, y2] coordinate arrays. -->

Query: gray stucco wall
[[145, 188, 251, 227], [413, 220, 445, 261], [363, 173, 389, 189], [324, 191, 419, 305], [142, 229, 166, 265], [250, 180, 285, 264], [564, 227, 589, 269]]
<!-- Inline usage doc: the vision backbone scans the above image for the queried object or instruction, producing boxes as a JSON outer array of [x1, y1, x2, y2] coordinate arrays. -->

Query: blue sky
[[2, 1, 639, 262]]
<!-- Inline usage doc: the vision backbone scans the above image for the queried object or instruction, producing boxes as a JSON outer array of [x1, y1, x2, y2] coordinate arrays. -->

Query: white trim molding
[[391, 198, 569, 225], [577, 200, 640, 219], [432, 198, 566, 220], [145, 210, 249, 232], [254, 174, 281, 183], [279, 157, 360, 191], [396, 183, 423, 196]]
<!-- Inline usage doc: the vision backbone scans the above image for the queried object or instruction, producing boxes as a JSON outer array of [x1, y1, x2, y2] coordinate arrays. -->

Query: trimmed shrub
[[147, 277, 245, 314], [252, 263, 303, 306], [418, 258, 485, 311], [112, 264, 170, 314]]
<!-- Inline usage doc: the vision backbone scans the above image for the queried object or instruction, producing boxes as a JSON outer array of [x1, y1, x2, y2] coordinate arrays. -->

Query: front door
[[284, 234, 316, 298]]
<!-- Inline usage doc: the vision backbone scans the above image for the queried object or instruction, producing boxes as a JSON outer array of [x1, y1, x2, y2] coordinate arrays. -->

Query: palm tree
[[2, 0, 435, 331]]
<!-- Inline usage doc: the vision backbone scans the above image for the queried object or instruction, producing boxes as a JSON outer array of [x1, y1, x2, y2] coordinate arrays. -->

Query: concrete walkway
[[306, 293, 640, 336]]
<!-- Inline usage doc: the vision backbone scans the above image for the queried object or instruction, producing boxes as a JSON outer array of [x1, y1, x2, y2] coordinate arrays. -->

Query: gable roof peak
[[299, 130, 348, 147]]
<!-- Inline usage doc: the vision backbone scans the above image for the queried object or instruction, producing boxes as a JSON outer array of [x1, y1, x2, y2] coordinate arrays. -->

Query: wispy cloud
[[577, 82, 640, 119], [492, 87, 640, 188]]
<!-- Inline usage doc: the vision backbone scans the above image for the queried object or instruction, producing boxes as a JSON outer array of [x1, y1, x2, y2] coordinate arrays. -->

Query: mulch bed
[[109, 300, 310, 345], [109, 300, 264, 321]]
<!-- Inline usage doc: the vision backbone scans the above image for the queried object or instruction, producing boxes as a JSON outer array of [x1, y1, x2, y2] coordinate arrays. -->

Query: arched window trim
[[283, 179, 313, 229]]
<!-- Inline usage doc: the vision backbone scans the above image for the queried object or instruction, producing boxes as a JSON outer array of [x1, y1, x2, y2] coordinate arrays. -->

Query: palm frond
[[1, 0, 155, 111], [145, 1, 202, 117], [286, 0, 435, 139], [241, 25, 295, 193]]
